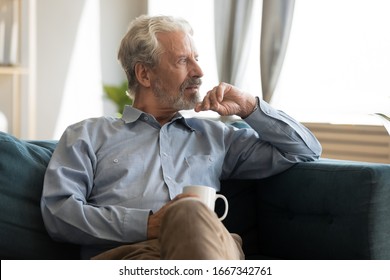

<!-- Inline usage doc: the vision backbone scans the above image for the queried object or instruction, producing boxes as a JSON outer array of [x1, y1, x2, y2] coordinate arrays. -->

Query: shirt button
[[144, 116, 149, 121], [113, 159, 119, 163]]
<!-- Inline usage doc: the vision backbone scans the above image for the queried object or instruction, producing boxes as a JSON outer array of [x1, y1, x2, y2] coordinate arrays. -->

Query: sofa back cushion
[[0, 132, 79, 259]]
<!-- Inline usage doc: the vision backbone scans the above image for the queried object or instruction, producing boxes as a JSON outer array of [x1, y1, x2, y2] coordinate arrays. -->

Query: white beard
[[151, 78, 202, 110]]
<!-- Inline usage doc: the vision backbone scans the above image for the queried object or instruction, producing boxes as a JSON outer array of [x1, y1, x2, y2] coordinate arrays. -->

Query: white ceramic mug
[[182, 185, 229, 221]]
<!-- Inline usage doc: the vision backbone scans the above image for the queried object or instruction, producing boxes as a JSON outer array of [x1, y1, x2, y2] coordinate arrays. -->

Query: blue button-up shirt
[[41, 98, 321, 258]]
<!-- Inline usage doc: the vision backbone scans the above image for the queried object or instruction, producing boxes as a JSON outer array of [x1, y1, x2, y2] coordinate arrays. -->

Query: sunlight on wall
[[54, 0, 103, 138]]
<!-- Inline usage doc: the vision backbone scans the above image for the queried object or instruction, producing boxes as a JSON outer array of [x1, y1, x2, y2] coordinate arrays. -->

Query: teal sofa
[[1, 131, 389, 259]]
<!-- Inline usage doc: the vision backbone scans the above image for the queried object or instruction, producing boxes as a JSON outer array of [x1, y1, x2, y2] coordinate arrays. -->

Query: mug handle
[[215, 194, 229, 221]]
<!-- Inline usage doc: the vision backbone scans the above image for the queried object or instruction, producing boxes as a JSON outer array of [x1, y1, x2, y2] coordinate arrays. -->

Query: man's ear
[[134, 63, 151, 88]]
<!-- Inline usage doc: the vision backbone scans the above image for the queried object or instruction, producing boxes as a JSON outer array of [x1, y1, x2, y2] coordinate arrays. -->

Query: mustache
[[180, 78, 202, 91]]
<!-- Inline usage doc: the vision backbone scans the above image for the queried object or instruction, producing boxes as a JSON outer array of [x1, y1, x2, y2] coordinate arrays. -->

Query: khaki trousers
[[92, 198, 244, 260]]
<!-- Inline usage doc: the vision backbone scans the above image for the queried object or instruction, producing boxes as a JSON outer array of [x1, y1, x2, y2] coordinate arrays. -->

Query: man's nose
[[190, 59, 204, 78]]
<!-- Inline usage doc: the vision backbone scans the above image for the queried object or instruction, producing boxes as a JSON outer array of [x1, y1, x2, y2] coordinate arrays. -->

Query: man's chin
[[174, 99, 199, 111], [177, 93, 201, 110], [176, 102, 197, 111]]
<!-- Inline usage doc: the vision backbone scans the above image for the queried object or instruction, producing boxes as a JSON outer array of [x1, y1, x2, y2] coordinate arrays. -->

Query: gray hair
[[118, 15, 194, 98]]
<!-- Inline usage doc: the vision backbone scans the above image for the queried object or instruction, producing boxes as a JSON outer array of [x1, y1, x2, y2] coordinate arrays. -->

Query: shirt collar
[[121, 105, 144, 124], [121, 105, 196, 132]]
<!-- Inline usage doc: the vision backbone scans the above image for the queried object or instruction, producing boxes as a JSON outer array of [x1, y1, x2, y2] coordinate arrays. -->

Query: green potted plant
[[103, 82, 133, 116]]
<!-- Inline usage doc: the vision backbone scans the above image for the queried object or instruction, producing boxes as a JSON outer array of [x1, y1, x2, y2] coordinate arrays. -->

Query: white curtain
[[260, 0, 295, 103], [214, 0, 295, 103], [214, 0, 257, 88]]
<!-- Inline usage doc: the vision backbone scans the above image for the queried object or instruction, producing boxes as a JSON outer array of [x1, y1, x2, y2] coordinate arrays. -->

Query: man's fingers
[[173, 193, 198, 201], [208, 90, 220, 111], [194, 83, 231, 113], [216, 83, 229, 102], [195, 91, 211, 112]]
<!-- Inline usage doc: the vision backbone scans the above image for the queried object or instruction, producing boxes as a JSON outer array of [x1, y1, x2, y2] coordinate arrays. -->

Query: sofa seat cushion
[[0, 132, 79, 259]]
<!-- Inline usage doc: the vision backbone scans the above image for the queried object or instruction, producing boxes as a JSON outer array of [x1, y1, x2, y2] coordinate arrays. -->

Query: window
[[149, 0, 390, 125], [272, 0, 390, 125]]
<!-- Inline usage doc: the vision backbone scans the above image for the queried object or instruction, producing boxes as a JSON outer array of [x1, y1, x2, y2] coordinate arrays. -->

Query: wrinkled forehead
[[157, 31, 198, 57]]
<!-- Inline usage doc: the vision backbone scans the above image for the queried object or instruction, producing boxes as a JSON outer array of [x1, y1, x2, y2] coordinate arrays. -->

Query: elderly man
[[41, 15, 321, 260]]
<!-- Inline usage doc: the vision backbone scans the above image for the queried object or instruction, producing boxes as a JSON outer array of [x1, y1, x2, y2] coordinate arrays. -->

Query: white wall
[[35, 0, 146, 139]]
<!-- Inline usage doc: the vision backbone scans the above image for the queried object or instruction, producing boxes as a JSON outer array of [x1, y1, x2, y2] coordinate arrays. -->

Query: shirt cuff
[[242, 97, 259, 119], [122, 208, 152, 243]]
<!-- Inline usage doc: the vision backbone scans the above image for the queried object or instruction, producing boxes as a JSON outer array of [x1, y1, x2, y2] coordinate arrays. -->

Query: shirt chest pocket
[[184, 154, 221, 187], [93, 153, 145, 204]]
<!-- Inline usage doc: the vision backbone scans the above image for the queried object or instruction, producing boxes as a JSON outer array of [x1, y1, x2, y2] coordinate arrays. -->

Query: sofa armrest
[[0, 132, 80, 259], [219, 159, 390, 259]]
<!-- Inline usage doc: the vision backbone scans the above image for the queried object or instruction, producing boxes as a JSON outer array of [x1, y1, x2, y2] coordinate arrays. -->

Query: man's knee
[[164, 198, 215, 223], [159, 198, 243, 259]]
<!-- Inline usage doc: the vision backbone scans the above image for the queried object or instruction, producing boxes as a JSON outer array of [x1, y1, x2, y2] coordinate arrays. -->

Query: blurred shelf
[[0, 66, 28, 75]]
